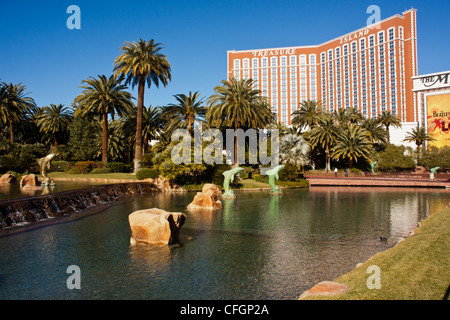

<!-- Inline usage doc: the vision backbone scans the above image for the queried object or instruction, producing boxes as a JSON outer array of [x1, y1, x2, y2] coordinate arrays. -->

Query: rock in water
[[128, 208, 186, 245], [187, 184, 222, 210], [0, 173, 16, 184], [20, 174, 40, 188]]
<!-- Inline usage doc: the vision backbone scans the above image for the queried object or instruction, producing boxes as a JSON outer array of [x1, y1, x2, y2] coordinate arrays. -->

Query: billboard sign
[[426, 92, 450, 148]]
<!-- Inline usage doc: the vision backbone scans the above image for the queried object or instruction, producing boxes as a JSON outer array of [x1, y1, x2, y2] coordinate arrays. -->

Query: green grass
[[48, 172, 137, 180], [304, 206, 450, 300]]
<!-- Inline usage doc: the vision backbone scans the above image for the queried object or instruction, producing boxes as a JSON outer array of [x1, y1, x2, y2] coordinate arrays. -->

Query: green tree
[[291, 100, 323, 131], [113, 39, 171, 173], [119, 105, 166, 155], [36, 104, 73, 148], [163, 91, 206, 137], [403, 125, 436, 150], [74, 75, 134, 164], [0, 82, 37, 144], [332, 124, 373, 168], [308, 112, 339, 172], [362, 117, 387, 146], [378, 111, 401, 144], [207, 77, 275, 165], [68, 116, 100, 161]]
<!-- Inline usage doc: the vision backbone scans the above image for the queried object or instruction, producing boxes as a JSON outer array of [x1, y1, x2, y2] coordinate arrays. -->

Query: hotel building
[[227, 9, 419, 139]]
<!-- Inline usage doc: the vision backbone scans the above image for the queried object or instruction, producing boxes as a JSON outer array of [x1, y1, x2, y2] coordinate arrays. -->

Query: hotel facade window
[[228, 9, 417, 126]]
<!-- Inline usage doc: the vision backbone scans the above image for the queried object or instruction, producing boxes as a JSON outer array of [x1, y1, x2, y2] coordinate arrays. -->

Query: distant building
[[227, 9, 419, 144]]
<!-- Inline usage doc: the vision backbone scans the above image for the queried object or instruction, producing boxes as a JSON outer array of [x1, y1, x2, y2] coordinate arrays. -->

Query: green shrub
[[106, 162, 126, 173], [376, 145, 416, 172], [75, 161, 95, 174], [67, 167, 81, 174], [49, 161, 71, 172], [253, 173, 268, 182], [90, 167, 112, 174], [278, 163, 299, 181], [136, 168, 159, 180]]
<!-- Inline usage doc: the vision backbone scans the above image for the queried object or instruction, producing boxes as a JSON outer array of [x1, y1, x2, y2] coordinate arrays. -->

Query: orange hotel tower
[[227, 9, 418, 126]]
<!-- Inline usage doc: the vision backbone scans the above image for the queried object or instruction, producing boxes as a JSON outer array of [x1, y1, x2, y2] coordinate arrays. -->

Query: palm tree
[[308, 112, 339, 172], [119, 105, 166, 154], [291, 100, 323, 131], [0, 82, 36, 144], [332, 124, 373, 168], [74, 75, 134, 164], [362, 117, 387, 145], [163, 91, 206, 137], [378, 111, 401, 144], [207, 77, 275, 166], [36, 104, 73, 148], [403, 125, 436, 154], [113, 39, 171, 173], [279, 133, 310, 170]]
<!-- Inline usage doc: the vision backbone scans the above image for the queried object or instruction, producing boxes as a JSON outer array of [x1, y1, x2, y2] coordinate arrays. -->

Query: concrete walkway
[[305, 175, 450, 189]]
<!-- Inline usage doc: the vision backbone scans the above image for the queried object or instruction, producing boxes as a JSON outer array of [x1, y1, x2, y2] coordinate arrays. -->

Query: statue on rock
[[37, 153, 58, 187], [370, 161, 378, 174], [222, 167, 243, 199], [265, 164, 285, 195]]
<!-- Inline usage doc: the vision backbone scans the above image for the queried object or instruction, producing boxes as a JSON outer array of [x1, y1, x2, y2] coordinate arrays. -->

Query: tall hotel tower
[[227, 9, 418, 129]]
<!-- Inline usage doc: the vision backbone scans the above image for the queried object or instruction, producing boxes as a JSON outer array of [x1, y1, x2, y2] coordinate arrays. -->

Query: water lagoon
[[0, 186, 449, 299]]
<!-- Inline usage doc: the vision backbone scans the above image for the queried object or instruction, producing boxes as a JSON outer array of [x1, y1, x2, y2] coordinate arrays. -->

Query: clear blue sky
[[1, 0, 449, 110]]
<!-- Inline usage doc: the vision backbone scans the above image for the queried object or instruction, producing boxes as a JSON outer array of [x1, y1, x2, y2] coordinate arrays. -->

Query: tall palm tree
[[0, 82, 37, 144], [36, 104, 73, 148], [163, 91, 206, 137], [113, 39, 171, 173], [362, 117, 387, 145], [308, 112, 339, 172], [378, 111, 401, 144], [403, 125, 436, 153], [207, 77, 275, 166], [74, 75, 134, 164], [291, 100, 323, 131], [332, 124, 373, 168]]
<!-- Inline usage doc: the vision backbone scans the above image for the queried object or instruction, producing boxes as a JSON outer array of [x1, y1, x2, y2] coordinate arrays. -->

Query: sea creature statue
[[222, 167, 243, 199], [430, 166, 439, 179], [370, 161, 378, 174], [37, 153, 58, 187], [265, 164, 285, 195]]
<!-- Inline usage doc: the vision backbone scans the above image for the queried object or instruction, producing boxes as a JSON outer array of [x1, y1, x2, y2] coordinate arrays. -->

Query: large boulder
[[20, 174, 40, 188], [0, 173, 16, 184], [187, 184, 222, 210], [129, 208, 186, 245]]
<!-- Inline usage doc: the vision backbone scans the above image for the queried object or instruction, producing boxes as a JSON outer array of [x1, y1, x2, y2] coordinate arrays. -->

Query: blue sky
[[1, 0, 449, 110]]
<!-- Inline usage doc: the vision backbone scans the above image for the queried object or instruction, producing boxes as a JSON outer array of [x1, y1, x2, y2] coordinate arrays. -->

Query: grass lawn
[[304, 206, 450, 300], [48, 172, 137, 180]]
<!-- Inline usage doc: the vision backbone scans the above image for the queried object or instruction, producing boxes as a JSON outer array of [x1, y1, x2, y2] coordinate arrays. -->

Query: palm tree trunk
[[325, 144, 331, 173], [9, 122, 13, 144], [102, 113, 108, 164], [53, 136, 58, 149], [386, 126, 390, 144], [133, 76, 145, 174]]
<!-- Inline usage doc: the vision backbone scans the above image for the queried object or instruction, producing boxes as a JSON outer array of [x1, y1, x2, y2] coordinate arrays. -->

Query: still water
[[0, 187, 449, 300]]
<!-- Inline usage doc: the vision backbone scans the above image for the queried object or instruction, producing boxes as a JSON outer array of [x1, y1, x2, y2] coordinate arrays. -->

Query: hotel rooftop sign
[[413, 71, 450, 91]]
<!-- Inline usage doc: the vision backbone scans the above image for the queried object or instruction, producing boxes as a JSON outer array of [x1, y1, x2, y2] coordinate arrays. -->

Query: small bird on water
[[379, 236, 387, 241]]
